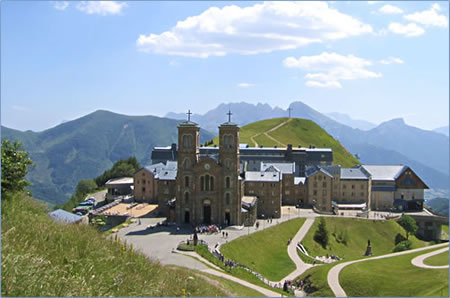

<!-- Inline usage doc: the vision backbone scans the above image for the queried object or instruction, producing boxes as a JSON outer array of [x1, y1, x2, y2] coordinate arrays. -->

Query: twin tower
[[175, 115, 242, 226]]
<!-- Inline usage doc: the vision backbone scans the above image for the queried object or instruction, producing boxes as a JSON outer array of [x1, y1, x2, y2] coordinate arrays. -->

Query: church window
[[225, 159, 231, 170], [205, 175, 210, 191], [226, 193, 230, 205], [183, 135, 193, 148], [185, 159, 191, 169], [185, 192, 189, 204], [211, 176, 215, 191], [226, 177, 230, 188], [224, 135, 234, 148], [185, 176, 190, 187], [200, 176, 205, 191]]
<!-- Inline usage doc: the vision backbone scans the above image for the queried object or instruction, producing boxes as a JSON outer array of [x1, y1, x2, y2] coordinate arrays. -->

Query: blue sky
[[1, 1, 448, 132]]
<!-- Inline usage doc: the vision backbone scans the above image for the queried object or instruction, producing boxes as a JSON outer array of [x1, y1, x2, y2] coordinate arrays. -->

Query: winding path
[[327, 242, 449, 297], [411, 246, 449, 269], [249, 118, 293, 148]]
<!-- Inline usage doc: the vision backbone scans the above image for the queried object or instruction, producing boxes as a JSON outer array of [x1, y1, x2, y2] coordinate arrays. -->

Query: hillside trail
[[250, 118, 293, 147], [327, 242, 449, 297], [411, 246, 449, 269]]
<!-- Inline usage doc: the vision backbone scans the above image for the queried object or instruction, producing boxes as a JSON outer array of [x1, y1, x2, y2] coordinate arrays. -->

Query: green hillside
[[1, 194, 252, 297], [301, 217, 428, 260], [340, 247, 449, 297], [1, 110, 215, 205], [210, 117, 359, 167]]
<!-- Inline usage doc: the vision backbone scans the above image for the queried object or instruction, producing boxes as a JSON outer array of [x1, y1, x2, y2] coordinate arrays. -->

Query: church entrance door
[[225, 212, 231, 226], [203, 205, 211, 224], [184, 211, 190, 224]]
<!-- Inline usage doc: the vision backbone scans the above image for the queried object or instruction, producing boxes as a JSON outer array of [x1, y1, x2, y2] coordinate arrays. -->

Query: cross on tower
[[186, 109, 192, 122], [288, 107, 293, 118], [227, 110, 232, 122]]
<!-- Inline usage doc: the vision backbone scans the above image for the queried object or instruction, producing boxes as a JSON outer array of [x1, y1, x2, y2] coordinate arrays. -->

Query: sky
[[1, 1, 449, 132]]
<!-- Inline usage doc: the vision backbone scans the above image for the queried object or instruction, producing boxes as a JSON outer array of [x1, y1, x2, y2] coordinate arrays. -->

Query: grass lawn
[[294, 264, 334, 297], [340, 247, 449, 297], [220, 218, 306, 281], [424, 250, 449, 266], [2, 194, 228, 297], [443, 225, 449, 234], [168, 265, 264, 297], [301, 217, 428, 260], [194, 244, 291, 296]]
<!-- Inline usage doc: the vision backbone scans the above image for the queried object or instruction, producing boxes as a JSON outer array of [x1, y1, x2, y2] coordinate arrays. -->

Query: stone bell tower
[[218, 110, 241, 225], [176, 110, 200, 225]]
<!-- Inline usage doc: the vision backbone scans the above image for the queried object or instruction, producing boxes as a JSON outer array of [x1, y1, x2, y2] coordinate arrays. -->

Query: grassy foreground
[[340, 247, 449, 297], [423, 250, 449, 266], [301, 217, 428, 260], [220, 218, 306, 281], [1, 194, 228, 297], [294, 264, 334, 297]]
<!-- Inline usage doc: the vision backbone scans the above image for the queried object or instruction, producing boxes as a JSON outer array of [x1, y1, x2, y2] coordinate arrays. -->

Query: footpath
[[327, 242, 449, 297]]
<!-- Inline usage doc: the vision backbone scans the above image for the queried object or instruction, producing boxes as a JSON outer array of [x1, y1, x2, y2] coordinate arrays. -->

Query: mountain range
[[166, 101, 449, 191], [326, 112, 376, 131], [1, 110, 214, 205]]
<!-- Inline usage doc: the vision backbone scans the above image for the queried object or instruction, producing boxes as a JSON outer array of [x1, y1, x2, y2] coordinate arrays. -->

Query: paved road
[[411, 246, 449, 269], [273, 218, 315, 284], [327, 242, 449, 297]]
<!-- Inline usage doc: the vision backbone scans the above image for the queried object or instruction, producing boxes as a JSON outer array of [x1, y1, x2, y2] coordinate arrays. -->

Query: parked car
[[79, 201, 94, 206]]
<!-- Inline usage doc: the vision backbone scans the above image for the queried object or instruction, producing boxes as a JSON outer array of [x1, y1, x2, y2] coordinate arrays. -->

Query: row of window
[[183, 158, 232, 170], [183, 192, 232, 205], [184, 175, 232, 190]]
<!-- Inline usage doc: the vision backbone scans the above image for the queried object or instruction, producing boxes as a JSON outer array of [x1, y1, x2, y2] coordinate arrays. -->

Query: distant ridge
[[1, 110, 215, 205]]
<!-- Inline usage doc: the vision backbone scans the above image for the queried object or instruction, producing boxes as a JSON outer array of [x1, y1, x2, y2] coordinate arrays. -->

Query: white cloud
[[379, 4, 403, 15], [379, 57, 404, 64], [237, 83, 254, 88], [76, 1, 127, 16], [283, 52, 382, 88], [404, 3, 448, 28], [388, 22, 425, 37], [137, 2, 372, 58], [54, 1, 69, 11]]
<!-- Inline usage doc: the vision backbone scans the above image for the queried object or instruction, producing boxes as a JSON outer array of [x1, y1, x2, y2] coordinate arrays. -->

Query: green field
[[294, 263, 334, 297], [424, 250, 449, 266], [1, 194, 228, 297], [340, 247, 449, 297], [210, 117, 359, 168], [220, 218, 306, 281], [301, 217, 428, 260], [442, 225, 449, 235]]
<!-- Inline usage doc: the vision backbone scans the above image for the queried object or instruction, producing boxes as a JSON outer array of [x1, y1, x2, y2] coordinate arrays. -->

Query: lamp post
[[262, 214, 265, 230]]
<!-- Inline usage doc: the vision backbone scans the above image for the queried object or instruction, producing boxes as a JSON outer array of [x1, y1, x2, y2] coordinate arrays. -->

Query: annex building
[[133, 114, 429, 226]]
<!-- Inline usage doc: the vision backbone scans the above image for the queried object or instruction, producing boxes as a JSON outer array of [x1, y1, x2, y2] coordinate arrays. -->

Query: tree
[[398, 214, 418, 239], [95, 157, 141, 187], [314, 217, 329, 249], [1, 139, 34, 198]]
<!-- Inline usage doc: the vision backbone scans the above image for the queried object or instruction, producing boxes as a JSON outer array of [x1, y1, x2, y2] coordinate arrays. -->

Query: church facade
[[175, 118, 243, 226]]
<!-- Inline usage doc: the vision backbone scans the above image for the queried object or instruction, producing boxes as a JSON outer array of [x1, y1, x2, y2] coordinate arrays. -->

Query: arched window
[[226, 177, 230, 188], [200, 176, 205, 191], [205, 175, 210, 191], [185, 176, 189, 187], [185, 192, 189, 204], [225, 159, 231, 170], [223, 135, 234, 148], [183, 134, 193, 148], [226, 193, 230, 205], [184, 158, 191, 169], [210, 176, 214, 191]]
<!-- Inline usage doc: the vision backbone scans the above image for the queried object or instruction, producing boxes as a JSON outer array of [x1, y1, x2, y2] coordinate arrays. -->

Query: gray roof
[[158, 170, 177, 181], [261, 162, 295, 174], [142, 161, 177, 181], [245, 171, 281, 182], [305, 166, 334, 179], [294, 177, 306, 185], [361, 165, 406, 181], [178, 120, 199, 126], [48, 209, 82, 224], [340, 168, 369, 180], [321, 165, 341, 176]]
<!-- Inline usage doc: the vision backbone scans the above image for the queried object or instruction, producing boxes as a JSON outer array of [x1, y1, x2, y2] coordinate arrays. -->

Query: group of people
[[195, 224, 219, 234]]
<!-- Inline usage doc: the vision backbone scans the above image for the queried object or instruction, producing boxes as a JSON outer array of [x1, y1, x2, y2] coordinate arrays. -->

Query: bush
[[393, 240, 412, 252], [314, 217, 329, 249], [394, 233, 407, 245], [397, 214, 418, 239]]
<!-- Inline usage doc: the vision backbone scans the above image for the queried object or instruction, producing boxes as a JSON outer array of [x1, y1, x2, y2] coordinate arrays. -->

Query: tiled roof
[[341, 168, 370, 180], [361, 165, 407, 181], [245, 171, 281, 182], [261, 162, 295, 174]]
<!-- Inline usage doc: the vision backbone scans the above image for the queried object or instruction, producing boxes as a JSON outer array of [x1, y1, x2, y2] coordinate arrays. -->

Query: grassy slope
[[301, 217, 428, 260], [442, 225, 449, 234], [340, 247, 449, 297], [210, 117, 359, 168], [294, 264, 334, 297], [423, 250, 449, 266], [220, 218, 306, 281], [1, 194, 227, 297]]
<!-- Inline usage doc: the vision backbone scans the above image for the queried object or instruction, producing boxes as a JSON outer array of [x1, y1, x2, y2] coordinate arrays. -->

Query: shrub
[[397, 214, 418, 239], [314, 217, 329, 249], [393, 240, 412, 252], [394, 233, 407, 245]]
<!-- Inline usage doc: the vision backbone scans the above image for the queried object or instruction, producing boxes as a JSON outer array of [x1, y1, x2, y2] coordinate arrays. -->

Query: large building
[[134, 114, 429, 225]]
